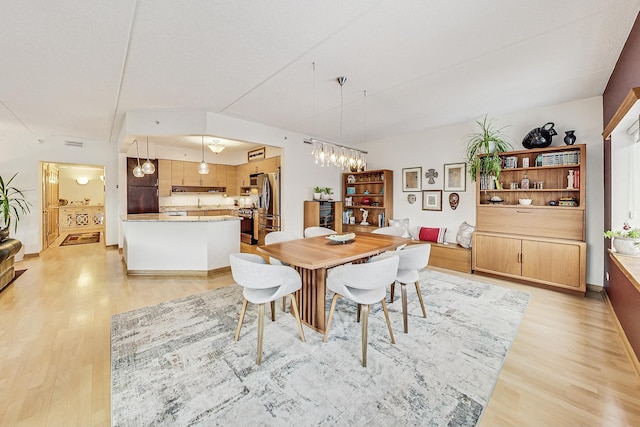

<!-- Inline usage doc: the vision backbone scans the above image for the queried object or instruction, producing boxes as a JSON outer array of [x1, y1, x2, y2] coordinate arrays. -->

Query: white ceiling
[[1, 1, 639, 152]]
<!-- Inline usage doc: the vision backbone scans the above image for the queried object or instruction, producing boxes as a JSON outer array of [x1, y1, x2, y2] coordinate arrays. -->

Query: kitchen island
[[120, 213, 241, 275]]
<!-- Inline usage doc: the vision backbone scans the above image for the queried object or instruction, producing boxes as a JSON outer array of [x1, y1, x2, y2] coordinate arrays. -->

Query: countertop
[[120, 213, 241, 222], [159, 205, 239, 212]]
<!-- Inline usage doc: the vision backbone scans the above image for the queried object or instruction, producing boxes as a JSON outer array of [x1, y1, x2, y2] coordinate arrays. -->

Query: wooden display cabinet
[[473, 144, 587, 293], [341, 169, 393, 232], [304, 201, 343, 233]]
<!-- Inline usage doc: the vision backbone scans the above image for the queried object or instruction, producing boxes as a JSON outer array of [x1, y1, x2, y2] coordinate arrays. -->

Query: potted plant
[[465, 115, 512, 182], [313, 186, 323, 200], [323, 187, 333, 200], [604, 222, 640, 256], [0, 173, 31, 242]]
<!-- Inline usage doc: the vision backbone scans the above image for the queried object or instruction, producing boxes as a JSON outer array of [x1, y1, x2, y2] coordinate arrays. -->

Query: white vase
[[613, 237, 640, 256], [313, 193, 322, 200]]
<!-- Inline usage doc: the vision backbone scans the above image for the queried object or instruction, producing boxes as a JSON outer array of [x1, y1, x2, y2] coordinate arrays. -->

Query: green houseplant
[[313, 186, 323, 200], [0, 173, 31, 241], [465, 115, 512, 182], [604, 222, 640, 255]]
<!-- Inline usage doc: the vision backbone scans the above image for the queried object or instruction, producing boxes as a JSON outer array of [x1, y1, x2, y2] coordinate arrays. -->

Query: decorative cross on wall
[[425, 168, 438, 184]]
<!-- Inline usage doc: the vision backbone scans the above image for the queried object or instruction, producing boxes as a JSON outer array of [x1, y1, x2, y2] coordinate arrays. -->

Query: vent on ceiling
[[64, 140, 85, 148]]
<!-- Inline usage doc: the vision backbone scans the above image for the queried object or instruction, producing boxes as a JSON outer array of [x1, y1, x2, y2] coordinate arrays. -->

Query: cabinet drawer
[[476, 206, 584, 240]]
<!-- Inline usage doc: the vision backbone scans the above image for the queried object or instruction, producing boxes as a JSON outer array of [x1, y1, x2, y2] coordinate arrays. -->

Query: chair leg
[[381, 298, 395, 344], [270, 300, 276, 321], [289, 293, 305, 343], [234, 299, 248, 341], [390, 282, 396, 303], [361, 304, 370, 368], [257, 303, 265, 365], [282, 296, 287, 312], [415, 281, 427, 318], [401, 282, 408, 333], [356, 304, 361, 322], [323, 293, 341, 343]]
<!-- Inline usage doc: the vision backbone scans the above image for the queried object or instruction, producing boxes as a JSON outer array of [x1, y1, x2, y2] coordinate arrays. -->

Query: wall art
[[402, 167, 421, 192], [444, 163, 466, 192], [422, 190, 442, 211]]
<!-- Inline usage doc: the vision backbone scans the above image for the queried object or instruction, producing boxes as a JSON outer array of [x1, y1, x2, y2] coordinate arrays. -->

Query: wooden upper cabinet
[[226, 166, 237, 195], [201, 163, 217, 186], [183, 161, 202, 186], [216, 165, 228, 187], [171, 160, 184, 185], [158, 159, 172, 197]]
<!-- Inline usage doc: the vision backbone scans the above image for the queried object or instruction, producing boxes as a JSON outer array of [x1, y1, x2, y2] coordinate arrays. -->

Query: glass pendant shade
[[132, 139, 146, 177], [198, 136, 209, 174], [141, 137, 155, 174], [198, 161, 209, 174]]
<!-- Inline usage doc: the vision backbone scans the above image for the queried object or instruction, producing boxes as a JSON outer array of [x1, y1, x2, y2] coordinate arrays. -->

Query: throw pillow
[[388, 218, 411, 238], [456, 221, 475, 249], [418, 227, 446, 243]]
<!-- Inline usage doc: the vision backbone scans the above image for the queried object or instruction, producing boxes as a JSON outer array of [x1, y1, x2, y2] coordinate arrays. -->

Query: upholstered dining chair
[[264, 230, 302, 311], [323, 255, 399, 367], [304, 226, 337, 238], [229, 253, 306, 365], [371, 244, 431, 333]]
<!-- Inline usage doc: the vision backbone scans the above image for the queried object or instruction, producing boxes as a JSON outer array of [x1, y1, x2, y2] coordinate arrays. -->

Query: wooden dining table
[[257, 232, 409, 333]]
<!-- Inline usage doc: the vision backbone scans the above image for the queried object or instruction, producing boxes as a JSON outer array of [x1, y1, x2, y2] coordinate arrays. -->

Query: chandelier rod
[[302, 138, 368, 155]]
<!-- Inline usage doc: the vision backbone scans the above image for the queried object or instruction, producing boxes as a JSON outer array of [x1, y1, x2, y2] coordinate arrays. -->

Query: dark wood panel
[[608, 255, 640, 361], [127, 186, 158, 214], [127, 157, 158, 187]]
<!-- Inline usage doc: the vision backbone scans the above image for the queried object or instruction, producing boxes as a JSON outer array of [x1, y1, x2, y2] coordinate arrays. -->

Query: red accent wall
[[608, 259, 640, 360], [603, 12, 640, 126], [603, 12, 640, 363]]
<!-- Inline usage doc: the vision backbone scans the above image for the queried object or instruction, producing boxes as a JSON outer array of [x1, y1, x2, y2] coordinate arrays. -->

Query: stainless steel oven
[[238, 208, 257, 244]]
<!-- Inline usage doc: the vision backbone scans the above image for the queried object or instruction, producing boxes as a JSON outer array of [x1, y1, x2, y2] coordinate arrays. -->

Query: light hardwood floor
[[1, 237, 639, 426]]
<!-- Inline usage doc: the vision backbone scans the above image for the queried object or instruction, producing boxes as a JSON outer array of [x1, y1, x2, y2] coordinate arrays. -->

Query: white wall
[[0, 130, 119, 254], [364, 96, 605, 287], [58, 168, 105, 205]]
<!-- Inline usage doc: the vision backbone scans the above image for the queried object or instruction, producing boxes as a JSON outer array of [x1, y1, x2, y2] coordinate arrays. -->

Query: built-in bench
[[0, 238, 22, 291], [409, 240, 472, 273]]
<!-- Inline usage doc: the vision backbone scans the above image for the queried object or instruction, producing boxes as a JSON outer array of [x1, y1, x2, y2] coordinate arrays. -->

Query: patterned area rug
[[60, 232, 100, 246], [111, 270, 529, 426]]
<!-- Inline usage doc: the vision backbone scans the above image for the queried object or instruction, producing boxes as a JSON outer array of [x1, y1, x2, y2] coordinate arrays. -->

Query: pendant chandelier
[[304, 70, 367, 170], [141, 136, 155, 174], [132, 139, 145, 177], [208, 139, 226, 154], [198, 136, 209, 174]]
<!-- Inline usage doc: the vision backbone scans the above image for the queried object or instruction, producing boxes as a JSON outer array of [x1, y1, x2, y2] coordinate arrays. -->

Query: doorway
[[41, 162, 106, 251]]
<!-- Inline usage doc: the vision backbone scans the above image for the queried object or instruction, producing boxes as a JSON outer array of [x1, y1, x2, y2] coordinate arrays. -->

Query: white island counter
[[120, 213, 241, 275]]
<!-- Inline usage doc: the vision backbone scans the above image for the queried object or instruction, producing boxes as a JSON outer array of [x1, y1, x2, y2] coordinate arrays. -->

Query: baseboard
[[23, 253, 39, 259], [586, 283, 603, 293], [603, 290, 640, 378]]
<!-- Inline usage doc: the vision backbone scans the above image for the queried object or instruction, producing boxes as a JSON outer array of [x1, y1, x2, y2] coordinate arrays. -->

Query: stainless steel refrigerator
[[257, 171, 281, 245]]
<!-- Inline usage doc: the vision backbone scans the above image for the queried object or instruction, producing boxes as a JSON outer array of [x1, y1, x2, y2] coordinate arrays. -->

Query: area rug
[[60, 232, 100, 246], [111, 270, 530, 427]]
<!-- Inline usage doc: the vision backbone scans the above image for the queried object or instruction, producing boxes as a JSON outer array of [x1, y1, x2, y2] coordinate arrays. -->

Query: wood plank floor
[[0, 237, 639, 426]]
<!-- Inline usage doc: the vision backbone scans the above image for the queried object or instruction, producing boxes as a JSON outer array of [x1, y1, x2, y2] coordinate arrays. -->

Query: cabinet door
[[521, 240, 583, 289], [217, 165, 228, 186], [226, 166, 237, 196], [158, 159, 172, 197], [202, 164, 217, 186], [474, 233, 521, 276], [183, 161, 202, 186], [236, 163, 249, 187], [171, 161, 184, 185]]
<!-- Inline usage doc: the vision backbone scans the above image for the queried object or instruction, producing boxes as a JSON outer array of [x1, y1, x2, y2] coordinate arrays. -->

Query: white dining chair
[[304, 226, 337, 238], [371, 244, 431, 333], [265, 230, 302, 311], [230, 253, 306, 365], [323, 255, 399, 367]]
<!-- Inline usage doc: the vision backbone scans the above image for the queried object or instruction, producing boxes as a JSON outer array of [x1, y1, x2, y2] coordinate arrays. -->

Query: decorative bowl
[[518, 198, 532, 205], [326, 233, 356, 243]]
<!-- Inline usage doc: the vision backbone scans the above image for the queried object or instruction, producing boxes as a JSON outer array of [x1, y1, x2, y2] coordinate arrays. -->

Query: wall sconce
[[76, 177, 89, 185]]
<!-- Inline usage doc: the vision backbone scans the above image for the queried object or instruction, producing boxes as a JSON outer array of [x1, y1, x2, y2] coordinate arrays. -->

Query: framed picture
[[402, 167, 422, 192], [248, 146, 266, 162], [444, 163, 466, 192], [422, 190, 442, 211]]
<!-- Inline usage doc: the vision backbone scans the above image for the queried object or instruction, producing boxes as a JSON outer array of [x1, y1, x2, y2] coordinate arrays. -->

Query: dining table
[[257, 232, 409, 333]]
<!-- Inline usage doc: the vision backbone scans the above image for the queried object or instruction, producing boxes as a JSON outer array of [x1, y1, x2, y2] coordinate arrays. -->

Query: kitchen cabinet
[[341, 169, 393, 232], [226, 167, 237, 196], [202, 164, 217, 186], [472, 144, 587, 293], [127, 157, 158, 213], [304, 201, 343, 233], [171, 161, 184, 185], [183, 161, 202, 186], [473, 232, 586, 291], [158, 159, 172, 197]]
